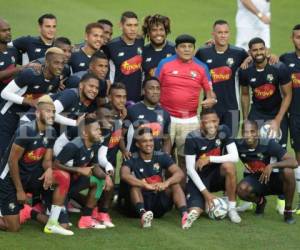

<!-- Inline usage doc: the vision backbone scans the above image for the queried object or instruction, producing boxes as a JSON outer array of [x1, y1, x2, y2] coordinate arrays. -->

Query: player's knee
[[53, 170, 70, 195], [237, 182, 251, 198], [283, 168, 295, 180], [221, 162, 236, 175]]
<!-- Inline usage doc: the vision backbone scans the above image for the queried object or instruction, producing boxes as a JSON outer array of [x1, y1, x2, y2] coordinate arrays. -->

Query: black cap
[[175, 34, 196, 47]]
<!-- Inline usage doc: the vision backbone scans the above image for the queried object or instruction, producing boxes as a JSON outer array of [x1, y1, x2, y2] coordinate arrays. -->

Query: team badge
[[43, 137, 48, 145], [166, 53, 172, 58], [215, 139, 221, 146], [9, 202, 16, 211], [0, 61, 4, 66], [153, 163, 160, 171], [226, 58, 234, 67], [157, 114, 163, 123], [11, 56, 15, 64], [137, 47, 142, 55], [257, 153, 264, 160], [90, 151, 94, 159], [190, 71, 197, 78], [266, 74, 274, 82], [48, 85, 53, 92]]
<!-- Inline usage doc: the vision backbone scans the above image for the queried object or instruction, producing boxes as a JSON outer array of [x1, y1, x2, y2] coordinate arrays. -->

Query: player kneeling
[[120, 127, 195, 229], [184, 108, 241, 227], [236, 120, 297, 224], [44, 117, 109, 234]]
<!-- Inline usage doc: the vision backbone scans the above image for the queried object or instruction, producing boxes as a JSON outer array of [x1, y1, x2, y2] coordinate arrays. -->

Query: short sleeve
[[184, 133, 197, 155], [13, 125, 31, 149], [13, 36, 29, 53], [56, 143, 78, 164], [268, 139, 286, 160], [14, 68, 35, 88], [278, 63, 291, 85], [160, 153, 174, 169], [238, 69, 248, 86]]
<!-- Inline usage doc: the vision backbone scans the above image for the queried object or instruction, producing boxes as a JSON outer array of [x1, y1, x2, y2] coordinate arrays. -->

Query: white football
[[259, 122, 282, 141], [205, 197, 228, 220]]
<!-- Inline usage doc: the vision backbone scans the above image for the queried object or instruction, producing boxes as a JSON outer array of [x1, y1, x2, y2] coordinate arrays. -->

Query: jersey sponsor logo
[[210, 66, 232, 83], [35, 48, 41, 53], [206, 59, 213, 64], [120, 55, 142, 75], [144, 175, 162, 184], [253, 83, 276, 100], [166, 53, 172, 58], [118, 52, 125, 57], [244, 160, 266, 173], [79, 63, 85, 67], [23, 147, 47, 164], [250, 78, 256, 82], [108, 128, 122, 148], [289, 63, 295, 68], [138, 115, 144, 119], [139, 122, 162, 137], [145, 57, 152, 62], [199, 147, 221, 159], [291, 73, 300, 88]]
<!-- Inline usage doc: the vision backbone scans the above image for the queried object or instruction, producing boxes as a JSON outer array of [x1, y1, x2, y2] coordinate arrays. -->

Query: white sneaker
[[44, 223, 74, 235], [182, 210, 199, 229], [228, 209, 242, 224], [141, 211, 153, 228], [236, 201, 254, 212]]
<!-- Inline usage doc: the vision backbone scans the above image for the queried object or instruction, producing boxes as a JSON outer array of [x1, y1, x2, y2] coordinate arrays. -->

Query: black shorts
[[217, 109, 240, 138], [289, 114, 300, 151], [117, 181, 173, 218], [241, 172, 284, 196], [248, 110, 288, 147], [0, 170, 43, 216], [186, 164, 225, 210]]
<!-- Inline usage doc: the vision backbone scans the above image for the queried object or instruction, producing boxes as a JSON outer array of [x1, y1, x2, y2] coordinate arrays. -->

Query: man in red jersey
[[156, 34, 216, 187]]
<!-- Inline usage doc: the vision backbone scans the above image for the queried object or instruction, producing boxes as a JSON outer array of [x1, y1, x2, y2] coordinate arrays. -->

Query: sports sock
[[135, 202, 145, 217], [48, 205, 62, 224], [178, 206, 187, 217], [228, 201, 237, 210], [295, 166, 300, 194]]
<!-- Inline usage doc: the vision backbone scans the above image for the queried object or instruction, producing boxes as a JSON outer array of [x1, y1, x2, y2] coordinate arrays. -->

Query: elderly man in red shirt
[[156, 34, 217, 186]]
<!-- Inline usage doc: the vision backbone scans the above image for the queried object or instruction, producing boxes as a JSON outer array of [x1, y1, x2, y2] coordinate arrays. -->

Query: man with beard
[[120, 127, 195, 229], [107, 11, 144, 103], [0, 95, 58, 233], [280, 24, 300, 214], [142, 14, 175, 78], [236, 120, 296, 224], [64, 51, 109, 105], [69, 23, 104, 73], [13, 14, 57, 64], [0, 47, 64, 158], [195, 20, 249, 136], [239, 37, 292, 214], [184, 108, 241, 226]]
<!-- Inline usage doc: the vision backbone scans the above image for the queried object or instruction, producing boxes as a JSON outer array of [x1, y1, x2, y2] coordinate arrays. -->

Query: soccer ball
[[259, 121, 282, 141], [205, 197, 228, 220]]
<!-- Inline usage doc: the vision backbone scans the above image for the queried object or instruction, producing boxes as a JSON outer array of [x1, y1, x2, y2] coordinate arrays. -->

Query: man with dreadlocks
[[142, 14, 175, 78]]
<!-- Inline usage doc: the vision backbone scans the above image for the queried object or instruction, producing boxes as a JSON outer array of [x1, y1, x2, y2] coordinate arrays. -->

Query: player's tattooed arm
[[8, 144, 27, 204], [241, 86, 250, 120]]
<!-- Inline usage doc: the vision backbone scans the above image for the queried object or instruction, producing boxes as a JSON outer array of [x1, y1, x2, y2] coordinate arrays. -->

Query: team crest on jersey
[[48, 85, 53, 92], [9, 202, 16, 211], [166, 53, 172, 58], [215, 139, 221, 146], [11, 56, 15, 64], [153, 163, 160, 171], [0, 61, 4, 66], [43, 137, 48, 145], [190, 71, 197, 78], [289, 63, 295, 68], [137, 47, 142, 55], [266, 74, 274, 82], [90, 151, 94, 159], [226, 58, 234, 67], [35, 48, 41, 53], [257, 153, 264, 160], [157, 114, 163, 123]]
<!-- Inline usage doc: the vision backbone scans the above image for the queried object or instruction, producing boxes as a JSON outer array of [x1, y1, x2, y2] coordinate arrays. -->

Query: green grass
[[1, 1, 300, 249]]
